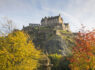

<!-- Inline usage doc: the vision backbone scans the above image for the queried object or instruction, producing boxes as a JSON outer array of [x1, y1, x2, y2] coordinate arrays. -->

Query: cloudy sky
[[0, 0, 95, 32]]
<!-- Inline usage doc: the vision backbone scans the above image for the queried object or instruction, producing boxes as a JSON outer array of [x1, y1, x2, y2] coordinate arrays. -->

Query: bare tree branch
[[0, 17, 16, 36]]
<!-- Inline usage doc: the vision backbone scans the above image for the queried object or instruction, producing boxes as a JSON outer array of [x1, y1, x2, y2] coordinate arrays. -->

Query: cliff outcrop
[[23, 26, 75, 56]]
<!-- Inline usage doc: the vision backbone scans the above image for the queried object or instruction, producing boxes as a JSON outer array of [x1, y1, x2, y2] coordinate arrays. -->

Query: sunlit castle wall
[[41, 15, 63, 26]]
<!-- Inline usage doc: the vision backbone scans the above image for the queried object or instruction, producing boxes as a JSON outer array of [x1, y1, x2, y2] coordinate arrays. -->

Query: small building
[[64, 23, 70, 31], [29, 23, 40, 27]]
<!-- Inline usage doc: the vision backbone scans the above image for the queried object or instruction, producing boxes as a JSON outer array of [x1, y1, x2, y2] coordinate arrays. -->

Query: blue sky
[[0, 0, 95, 32]]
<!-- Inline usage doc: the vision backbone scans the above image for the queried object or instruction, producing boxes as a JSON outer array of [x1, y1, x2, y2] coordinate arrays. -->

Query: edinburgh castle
[[23, 15, 74, 55], [24, 14, 70, 31]]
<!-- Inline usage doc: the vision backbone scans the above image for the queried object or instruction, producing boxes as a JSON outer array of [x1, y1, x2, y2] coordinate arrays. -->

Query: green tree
[[48, 54, 70, 70], [0, 31, 42, 70]]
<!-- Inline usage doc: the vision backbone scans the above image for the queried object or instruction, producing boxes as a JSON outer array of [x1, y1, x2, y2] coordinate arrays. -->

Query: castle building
[[41, 14, 63, 26], [24, 15, 70, 31], [41, 14, 70, 31]]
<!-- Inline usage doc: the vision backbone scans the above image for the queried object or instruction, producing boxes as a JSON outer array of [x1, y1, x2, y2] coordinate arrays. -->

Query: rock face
[[23, 25, 75, 56], [43, 31, 75, 55], [45, 35, 71, 55]]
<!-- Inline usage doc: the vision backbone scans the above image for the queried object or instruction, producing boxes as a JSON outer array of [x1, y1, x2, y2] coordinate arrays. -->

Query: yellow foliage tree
[[0, 31, 42, 70]]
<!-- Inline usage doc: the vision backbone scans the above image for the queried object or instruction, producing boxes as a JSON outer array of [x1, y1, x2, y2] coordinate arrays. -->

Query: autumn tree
[[0, 31, 42, 70], [69, 29, 95, 70]]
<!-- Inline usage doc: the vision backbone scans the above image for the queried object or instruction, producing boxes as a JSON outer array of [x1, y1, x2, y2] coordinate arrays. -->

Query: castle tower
[[64, 23, 70, 31]]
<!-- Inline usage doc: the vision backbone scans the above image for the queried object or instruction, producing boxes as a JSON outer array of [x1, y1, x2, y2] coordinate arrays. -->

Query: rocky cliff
[[23, 26, 76, 56]]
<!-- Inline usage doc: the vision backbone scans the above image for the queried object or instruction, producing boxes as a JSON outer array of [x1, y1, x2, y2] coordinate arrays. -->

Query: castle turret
[[64, 23, 70, 31]]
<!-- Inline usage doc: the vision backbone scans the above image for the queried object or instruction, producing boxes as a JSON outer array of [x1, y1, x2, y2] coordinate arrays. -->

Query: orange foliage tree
[[69, 29, 95, 70]]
